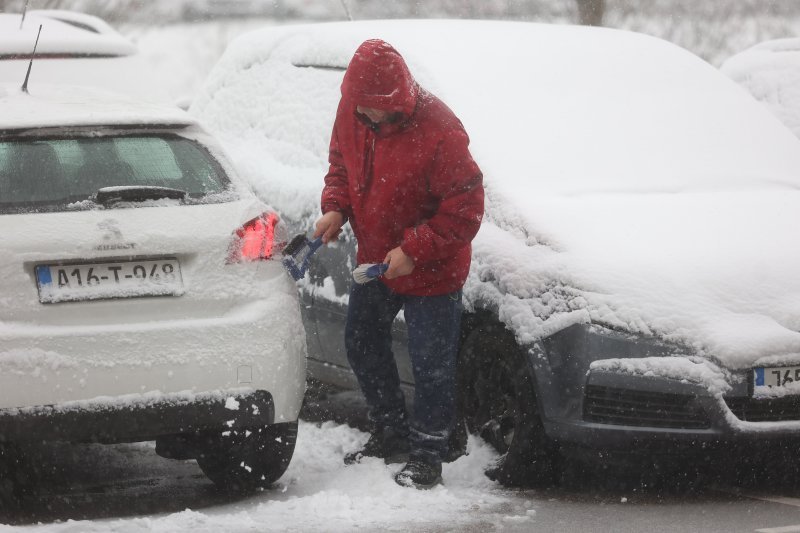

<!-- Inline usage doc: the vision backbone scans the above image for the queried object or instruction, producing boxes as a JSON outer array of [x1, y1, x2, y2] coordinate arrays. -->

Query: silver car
[[194, 19, 800, 486]]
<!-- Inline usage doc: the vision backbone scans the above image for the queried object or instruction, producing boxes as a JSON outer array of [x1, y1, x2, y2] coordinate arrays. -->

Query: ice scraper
[[282, 234, 323, 281]]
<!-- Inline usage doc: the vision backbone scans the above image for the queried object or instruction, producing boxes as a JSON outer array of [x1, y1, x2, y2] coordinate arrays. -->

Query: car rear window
[[0, 135, 232, 213]]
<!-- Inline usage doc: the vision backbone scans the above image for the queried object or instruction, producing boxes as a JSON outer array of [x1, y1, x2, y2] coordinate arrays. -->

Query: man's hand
[[314, 211, 345, 244], [384, 246, 415, 279]]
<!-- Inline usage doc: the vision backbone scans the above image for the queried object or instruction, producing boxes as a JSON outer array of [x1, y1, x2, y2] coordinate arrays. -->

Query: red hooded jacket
[[321, 39, 484, 296]]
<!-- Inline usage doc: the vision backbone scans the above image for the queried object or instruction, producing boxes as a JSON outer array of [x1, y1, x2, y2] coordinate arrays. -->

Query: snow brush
[[281, 234, 323, 281], [352, 263, 389, 284]]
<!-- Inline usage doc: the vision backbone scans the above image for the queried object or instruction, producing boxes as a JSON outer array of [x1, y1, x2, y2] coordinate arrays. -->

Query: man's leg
[[396, 290, 462, 487], [344, 280, 408, 463]]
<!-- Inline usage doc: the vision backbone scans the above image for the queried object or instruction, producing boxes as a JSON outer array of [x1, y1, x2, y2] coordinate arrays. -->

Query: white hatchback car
[[0, 83, 306, 492]]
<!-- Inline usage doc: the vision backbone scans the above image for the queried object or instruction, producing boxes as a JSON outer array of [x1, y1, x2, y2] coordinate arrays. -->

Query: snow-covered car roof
[[193, 20, 800, 371], [25, 9, 123, 37], [0, 11, 170, 104], [721, 38, 800, 139], [0, 12, 136, 58], [0, 83, 195, 132]]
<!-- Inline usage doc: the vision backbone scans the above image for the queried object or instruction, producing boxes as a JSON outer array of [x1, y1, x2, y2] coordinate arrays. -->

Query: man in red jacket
[[314, 39, 484, 489]]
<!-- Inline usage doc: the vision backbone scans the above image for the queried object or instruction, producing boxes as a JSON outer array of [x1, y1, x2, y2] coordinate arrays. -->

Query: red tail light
[[228, 212, 279, 263]]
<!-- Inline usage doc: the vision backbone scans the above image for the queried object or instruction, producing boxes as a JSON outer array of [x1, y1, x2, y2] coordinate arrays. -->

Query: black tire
[[196, 422, 297, 493], [457, 322, 559, 486], [0, 442, 32, 509], [0, 444, 17, 508]]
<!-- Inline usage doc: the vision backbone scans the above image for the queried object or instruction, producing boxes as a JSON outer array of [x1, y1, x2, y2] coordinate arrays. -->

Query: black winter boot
[[394, 454, 442, 489], [344, 427, 410, 465], [443, 419, 468, 463]]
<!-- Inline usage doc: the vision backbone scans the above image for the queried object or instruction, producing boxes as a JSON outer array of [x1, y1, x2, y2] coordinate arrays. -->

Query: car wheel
[[0, 442, 31, 507], [457, 322, 559, 486], [196, 422, 297, 493]]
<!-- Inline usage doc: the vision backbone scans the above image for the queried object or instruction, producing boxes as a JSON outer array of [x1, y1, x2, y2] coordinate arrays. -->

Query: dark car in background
[[193, 19, 800, 484]]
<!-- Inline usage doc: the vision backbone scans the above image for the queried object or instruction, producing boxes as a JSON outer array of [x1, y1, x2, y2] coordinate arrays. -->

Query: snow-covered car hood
[[472, 191, 800, 371], [192, 20, 800, 371]]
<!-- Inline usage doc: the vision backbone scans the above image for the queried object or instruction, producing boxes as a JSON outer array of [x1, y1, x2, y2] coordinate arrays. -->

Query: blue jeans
[[345, 280, 462, 464]]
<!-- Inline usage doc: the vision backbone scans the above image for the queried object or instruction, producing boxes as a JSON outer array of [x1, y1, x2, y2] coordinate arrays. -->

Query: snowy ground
[[0, 420, 526, 533], [7, 411, 800, 532]]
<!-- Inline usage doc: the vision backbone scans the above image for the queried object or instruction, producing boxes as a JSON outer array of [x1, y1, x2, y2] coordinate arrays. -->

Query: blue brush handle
[[282, 258, 304, 281], [299, 237, 324, 268], [307, 237, 324, 255], [366, 263, 389, 279]]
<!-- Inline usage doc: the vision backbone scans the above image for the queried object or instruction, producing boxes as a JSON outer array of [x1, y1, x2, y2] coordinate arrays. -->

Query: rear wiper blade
[[94, 186, 187, 206]]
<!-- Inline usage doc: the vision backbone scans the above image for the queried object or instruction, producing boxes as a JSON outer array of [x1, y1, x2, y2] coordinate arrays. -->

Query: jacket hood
[[341, 39, 419, 116]]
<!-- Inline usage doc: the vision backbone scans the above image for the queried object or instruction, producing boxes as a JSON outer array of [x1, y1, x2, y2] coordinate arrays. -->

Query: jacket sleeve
[[320, 124, 353, 220], [400, 129, 484, 264]]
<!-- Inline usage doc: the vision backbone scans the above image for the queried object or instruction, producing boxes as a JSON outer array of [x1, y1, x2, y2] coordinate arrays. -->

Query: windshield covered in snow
[[0, 134, 231, 213]]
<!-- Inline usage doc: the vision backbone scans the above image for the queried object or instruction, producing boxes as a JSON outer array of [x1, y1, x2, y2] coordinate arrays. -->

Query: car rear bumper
[[0, 295, 307, 425], [0, 389, 274, 444]]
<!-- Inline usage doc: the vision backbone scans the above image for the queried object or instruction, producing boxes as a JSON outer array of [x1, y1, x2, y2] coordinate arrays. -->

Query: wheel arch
[[456, 307, 562, 485], [458, 308, 555, 427]]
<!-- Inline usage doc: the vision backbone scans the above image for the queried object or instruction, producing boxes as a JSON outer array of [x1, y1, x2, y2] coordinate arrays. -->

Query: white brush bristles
[[352, 263, 378, 284]]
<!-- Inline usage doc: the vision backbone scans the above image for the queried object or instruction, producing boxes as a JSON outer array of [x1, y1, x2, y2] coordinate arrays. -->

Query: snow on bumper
[[0, 289, 307, 432]]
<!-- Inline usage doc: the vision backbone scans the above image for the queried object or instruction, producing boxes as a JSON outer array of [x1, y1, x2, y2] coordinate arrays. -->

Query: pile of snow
[[590, 357, 733, 396], [11, 421, 521, 533], [192, 20, 800, 371], [0, 348, 76, 376], [721, 38, 800, 139]]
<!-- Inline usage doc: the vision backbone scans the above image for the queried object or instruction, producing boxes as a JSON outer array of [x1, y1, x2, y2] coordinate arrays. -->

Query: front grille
[[725, 396, 800, 422], [583, 385, 710, 429]]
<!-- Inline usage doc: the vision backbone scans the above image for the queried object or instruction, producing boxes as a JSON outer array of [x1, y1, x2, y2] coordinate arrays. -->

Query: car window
[[50, 139, 85, 178], [0, 135, 231, 213]]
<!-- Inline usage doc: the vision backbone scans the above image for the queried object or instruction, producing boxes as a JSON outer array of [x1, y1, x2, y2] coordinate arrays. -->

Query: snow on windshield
[[192, 20, 800, 371], [721, 38, 800, 139]]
